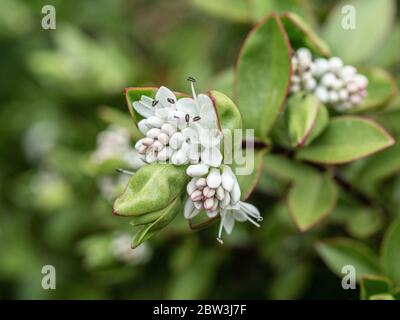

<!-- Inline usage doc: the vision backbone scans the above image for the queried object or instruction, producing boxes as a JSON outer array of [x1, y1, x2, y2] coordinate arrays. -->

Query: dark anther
[[193, 116, 201, 122], [187, 76, 196, 82], [152, 100, 159, 107], [185, 114, 190, 122], [174, 115, 180, 119], [167, 98, 175, 104]]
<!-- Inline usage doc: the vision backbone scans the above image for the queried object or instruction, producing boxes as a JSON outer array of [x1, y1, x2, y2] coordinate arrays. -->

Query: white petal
[[232, 209, 247, 222], [197, 94, 218, 129], [186, 163, 209, 177], [223, 213, 235, 235], [186, 178, 198, 195], [239, 201, 261, 220], [181, 127, 199, 143], [196, 125, 221, 148], [155, 86, 177, 108], [168, 110, 186, 130], [184, 198, 199, 219], [187, 143, 200, 163], [201, 146, 222, 167], [176, 98, 197, 117], [132, 101, 154, 118], [207, 168, 222, 189], [207, 210, 219, 218], [230, 181, 241, 204], [221, 166, 235, 192], [220, 191, 230, 208]]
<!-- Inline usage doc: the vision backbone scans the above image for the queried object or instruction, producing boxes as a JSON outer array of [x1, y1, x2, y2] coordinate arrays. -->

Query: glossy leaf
[[316, 238, 381, 280], [235, 148, 266, 200], [131, 196, 183, 248], [288, 174, 337, 231], [236, 13, 291, 138], [297, 116, 395, 165], [322, 0, 396, 64], [113, 164, 189, 216], [381, 220, 400, 285], [281, 12, 331, 56], [286, 93, 326, 147], [264, 154, 317, 183], [360, 275, 393, 300], [208, 90, 242, 132]]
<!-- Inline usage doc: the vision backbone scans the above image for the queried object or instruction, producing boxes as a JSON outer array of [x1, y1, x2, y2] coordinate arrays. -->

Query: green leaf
[[381, 220, 400, 286], [281, 12, 331, 56], [345, 208, 383, 239], [316, 238, 381, 281], [250, 0, 317, 25], [113, 164, 189, 216], [350, 67, 398, 113], [167, 249, 221, 299], [360, 275, 394, 300], [305, 102, 329, 146], [288, 174, 337, 231], [297, 116, 395, 165], [286, 93, 327, 147], [208, 90, 242, 132], [189, 0, 250, 23], [131, 196, 183, 248], [322, 0, 396, 64], [264, 154, 317, 183], [357, 140, 400, 185], [235, 148, 266, 200], [236, 13, 291, 138]]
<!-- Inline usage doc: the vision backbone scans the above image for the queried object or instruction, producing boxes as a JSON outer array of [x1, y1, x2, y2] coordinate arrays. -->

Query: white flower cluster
[[290, 48, 368, 111], [131, 79, 262, 243]]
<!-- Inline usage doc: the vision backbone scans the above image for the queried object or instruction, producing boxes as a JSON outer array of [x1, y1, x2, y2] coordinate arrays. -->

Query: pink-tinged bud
[[157, 133, 169, 145], [191, 190, 203, 202], [204, 198, 214, 210], [195, 178, 207, 189], [141, 137, 154, 147], [146, 128, 162, 139]]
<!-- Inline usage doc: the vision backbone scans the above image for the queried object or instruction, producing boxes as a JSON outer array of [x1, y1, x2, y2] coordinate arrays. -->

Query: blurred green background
[[0, 0, 399, 299]]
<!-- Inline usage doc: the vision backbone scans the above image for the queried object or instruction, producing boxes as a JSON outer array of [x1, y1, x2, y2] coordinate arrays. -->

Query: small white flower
[[216, 201, 262, 244], [132, 86, 177, 119]]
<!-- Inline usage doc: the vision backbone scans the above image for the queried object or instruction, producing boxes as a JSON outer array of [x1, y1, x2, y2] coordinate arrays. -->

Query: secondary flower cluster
[[290, 47, 368, 111], [131, 79, 262, 243]]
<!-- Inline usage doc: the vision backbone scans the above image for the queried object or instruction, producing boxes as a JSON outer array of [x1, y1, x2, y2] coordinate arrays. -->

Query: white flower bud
[[315, 86, 329, 103], [321, 73, 337, 88], [186, 164, 209, 177], [204, 198, 214, 210], [171, 149, 188, 165], [191, 190, 203, 202], [216, 186, 225, 201], [152, 140, 164, 152], [157, 133, 169, 145], [141, 137, 154, 147], [328, 57, 343, 72], [313, 58, 329, 77], [169, 132, 184, 150], [146, 128, 162, 139], [138, 120, 150, 134], [207, 168, 222, 189], [146, 116, 163, 128], [161, 123, 176, 136], [196, 178, 207, 188]]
